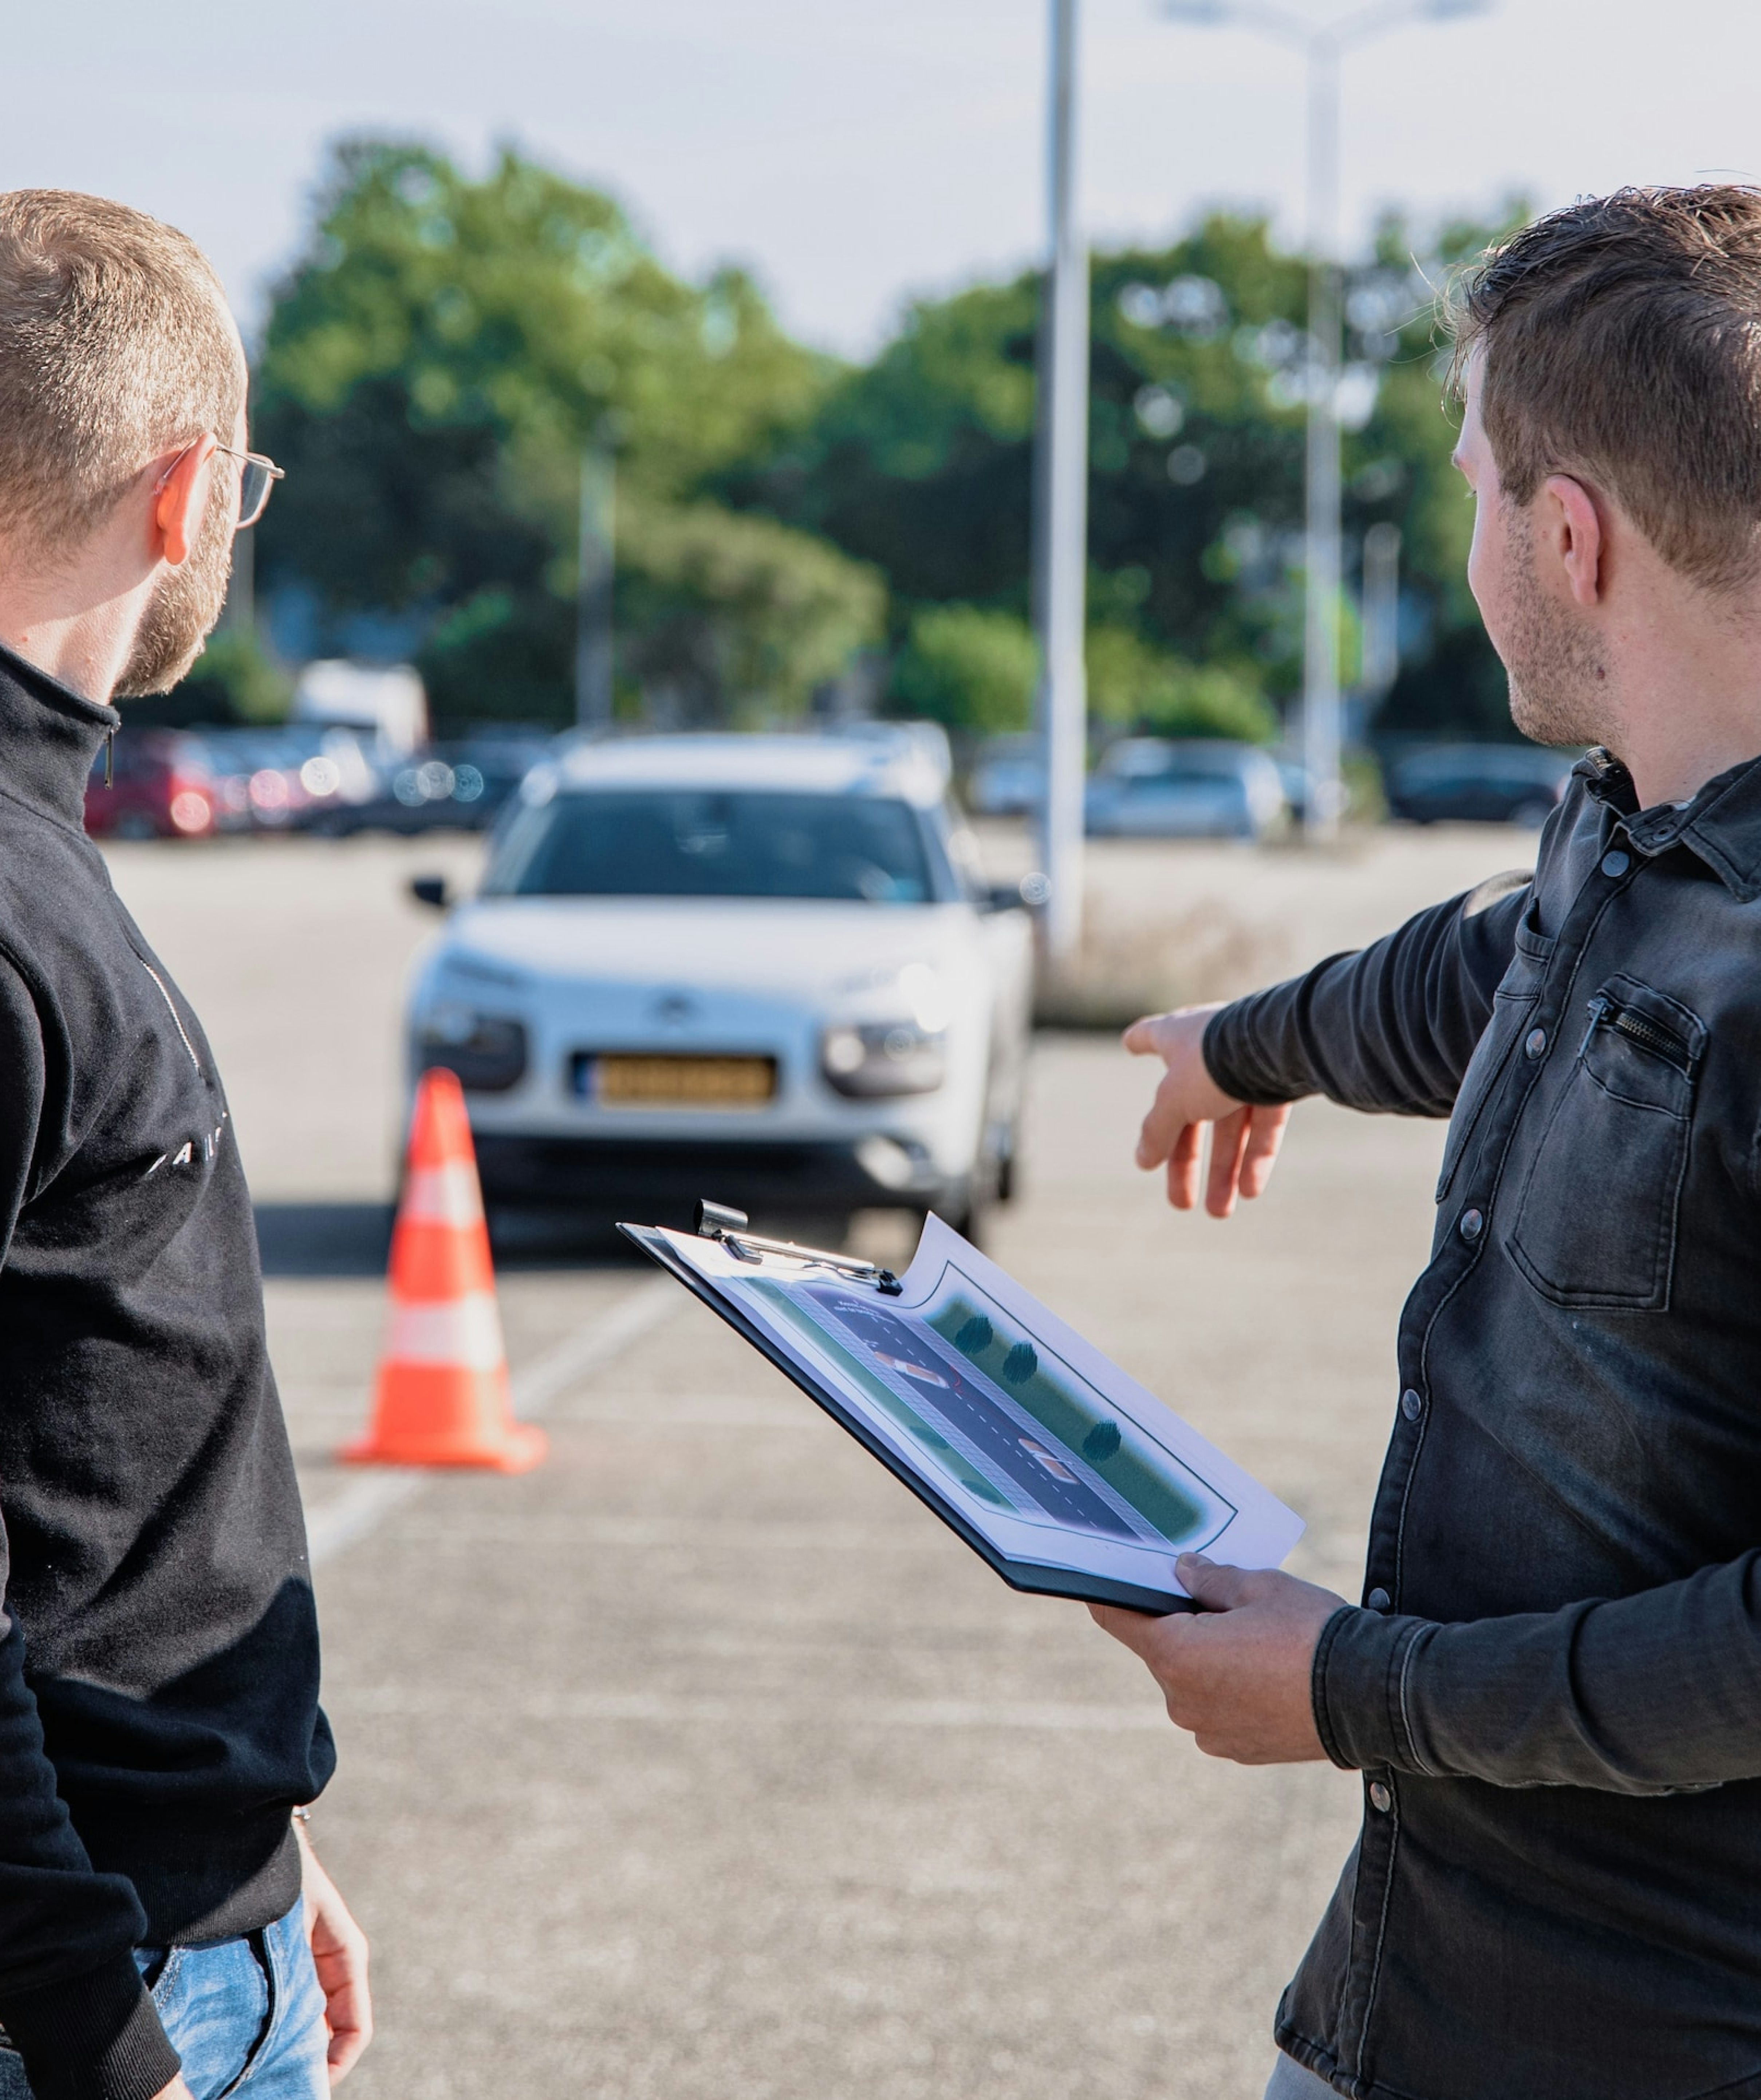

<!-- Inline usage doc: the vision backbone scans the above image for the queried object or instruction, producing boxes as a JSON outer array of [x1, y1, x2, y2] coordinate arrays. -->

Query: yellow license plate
[[592, 1054, 777, 1107]]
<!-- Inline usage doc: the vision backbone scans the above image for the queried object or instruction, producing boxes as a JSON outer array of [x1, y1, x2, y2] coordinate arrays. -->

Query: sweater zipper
[[139, 961, 202, 1075]]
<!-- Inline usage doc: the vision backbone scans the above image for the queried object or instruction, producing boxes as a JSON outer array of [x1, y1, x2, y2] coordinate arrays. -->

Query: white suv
[[405, 733, 1036, 1237]]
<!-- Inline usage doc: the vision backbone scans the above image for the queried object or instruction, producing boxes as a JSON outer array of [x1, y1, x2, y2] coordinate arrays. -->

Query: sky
[[12, 0, 1761, 357]]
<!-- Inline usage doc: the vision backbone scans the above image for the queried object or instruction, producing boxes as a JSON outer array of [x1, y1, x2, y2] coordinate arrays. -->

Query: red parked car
[[84, 730, 219, 840]]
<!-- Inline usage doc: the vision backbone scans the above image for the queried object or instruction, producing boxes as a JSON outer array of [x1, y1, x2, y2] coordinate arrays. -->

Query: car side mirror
[[982, 872, 1051, 913], [409, 875, 449, 911]]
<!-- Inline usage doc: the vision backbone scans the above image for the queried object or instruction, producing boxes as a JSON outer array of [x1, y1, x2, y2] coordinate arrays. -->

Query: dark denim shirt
[[1203, 749, 1761, 2100]]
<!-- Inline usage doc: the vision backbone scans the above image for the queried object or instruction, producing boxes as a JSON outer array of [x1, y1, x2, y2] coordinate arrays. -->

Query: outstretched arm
[[1205, 869, 1530, 1115], [1128, 871, 1531, 1215]]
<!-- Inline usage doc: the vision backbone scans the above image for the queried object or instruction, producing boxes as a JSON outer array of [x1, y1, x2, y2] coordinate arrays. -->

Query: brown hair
[[0, 190, 243, 553], [1447, 185, 1761, 592]]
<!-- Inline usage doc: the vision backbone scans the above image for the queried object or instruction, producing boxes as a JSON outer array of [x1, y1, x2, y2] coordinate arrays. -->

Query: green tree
[[889, 604, 1038, 731], [727, 207, 1525, 741], [255, 140, 877, 727]]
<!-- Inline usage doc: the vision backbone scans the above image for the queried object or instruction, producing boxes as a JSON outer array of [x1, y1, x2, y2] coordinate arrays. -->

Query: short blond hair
[[0, 190, 243, 552]]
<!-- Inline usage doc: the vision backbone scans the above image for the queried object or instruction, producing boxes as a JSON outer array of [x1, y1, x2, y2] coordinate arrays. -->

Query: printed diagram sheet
[[630, 1212, 1302, 1611]]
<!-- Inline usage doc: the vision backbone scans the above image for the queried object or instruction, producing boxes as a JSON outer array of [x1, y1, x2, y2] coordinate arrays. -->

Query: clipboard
[[619, 1203, 1304, 1617]]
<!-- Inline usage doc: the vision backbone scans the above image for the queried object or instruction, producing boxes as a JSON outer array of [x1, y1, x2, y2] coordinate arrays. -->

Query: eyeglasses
[[212, 442, 285, 530]]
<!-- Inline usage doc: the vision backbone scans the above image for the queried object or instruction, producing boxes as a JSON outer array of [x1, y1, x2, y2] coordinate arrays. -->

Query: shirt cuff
[[1201, 998, 1313, 1108], [1312, 1604, 1435, 1775], [0, 1950, 181, 2100]]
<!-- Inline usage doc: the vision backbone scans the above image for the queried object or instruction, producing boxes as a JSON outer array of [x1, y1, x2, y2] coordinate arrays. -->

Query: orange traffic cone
[[341, 1068, 546, 1473]]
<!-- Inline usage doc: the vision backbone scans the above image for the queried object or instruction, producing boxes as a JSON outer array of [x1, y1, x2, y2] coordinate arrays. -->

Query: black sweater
[[0, 650, 333, 2100]]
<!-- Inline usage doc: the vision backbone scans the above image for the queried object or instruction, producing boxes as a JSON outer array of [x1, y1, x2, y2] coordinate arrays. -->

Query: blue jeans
[[1264, 2053, 1336, 2100], [0, 1898, 327, 2100]]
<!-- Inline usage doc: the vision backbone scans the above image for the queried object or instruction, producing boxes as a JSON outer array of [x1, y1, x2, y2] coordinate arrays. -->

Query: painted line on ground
[[307, 1275, 680, 1568]]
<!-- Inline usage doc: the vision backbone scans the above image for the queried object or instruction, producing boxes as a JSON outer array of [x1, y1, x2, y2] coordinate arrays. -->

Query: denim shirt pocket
[[1507, 972, 1705, 1310], [1435, 913, 1554, 1205]]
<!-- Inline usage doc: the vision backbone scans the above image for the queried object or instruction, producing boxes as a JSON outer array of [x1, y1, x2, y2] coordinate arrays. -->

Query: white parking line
[[306, 1275, 680, 1567]]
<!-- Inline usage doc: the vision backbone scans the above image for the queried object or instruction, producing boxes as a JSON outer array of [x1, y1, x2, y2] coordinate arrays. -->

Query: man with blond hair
[[0, 193, 365, 2099], [1093, 184, 1761, 2098]]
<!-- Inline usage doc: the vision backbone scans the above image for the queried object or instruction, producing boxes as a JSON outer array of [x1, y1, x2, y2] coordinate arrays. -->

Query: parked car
[[320, 731, 551, 835], [403, 734, 1037, 1238], [84, 729, 220, 840], [1385, 743, 1577, 828], [196, 726, 378, 832], [968, 735, 1045, 816], [1084, 738, 1287, 840]]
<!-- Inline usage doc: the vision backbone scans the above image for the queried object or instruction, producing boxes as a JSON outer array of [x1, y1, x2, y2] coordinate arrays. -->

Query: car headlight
[[416, 1003, 529, 1092], [821, 1020, 946, 1097]]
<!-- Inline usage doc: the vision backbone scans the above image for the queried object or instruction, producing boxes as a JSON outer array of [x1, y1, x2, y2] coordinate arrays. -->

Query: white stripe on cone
[[383, 1292, 505, 1371], [401, 1163, 485, 1227]]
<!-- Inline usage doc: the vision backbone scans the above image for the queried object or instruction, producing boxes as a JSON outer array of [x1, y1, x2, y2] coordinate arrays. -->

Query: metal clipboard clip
[[694, 1199, 904, 1295]]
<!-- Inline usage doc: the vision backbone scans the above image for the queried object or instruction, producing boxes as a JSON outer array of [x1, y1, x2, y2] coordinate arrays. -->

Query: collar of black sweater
[[0, 637, 120, 833]]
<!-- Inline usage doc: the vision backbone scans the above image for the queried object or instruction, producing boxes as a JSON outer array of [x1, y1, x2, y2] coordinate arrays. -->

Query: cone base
[[339, 1423, 547, 1474]]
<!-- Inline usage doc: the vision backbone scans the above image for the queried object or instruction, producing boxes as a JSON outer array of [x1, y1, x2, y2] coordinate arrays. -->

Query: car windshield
[[484, 789, 937, 903], [1107, 748, 1249, 784]]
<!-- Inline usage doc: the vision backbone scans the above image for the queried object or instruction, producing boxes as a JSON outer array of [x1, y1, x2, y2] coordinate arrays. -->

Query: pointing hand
[[1124, 1006, 1293, 1216]]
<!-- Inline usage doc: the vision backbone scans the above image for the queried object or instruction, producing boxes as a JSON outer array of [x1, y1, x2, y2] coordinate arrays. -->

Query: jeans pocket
[[156, 1935, 267, 2100], [1508, 974, 1702, 1309]]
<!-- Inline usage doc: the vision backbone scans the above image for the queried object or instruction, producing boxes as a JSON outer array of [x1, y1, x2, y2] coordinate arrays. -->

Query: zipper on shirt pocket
[[1578, 993, 1691, 1070]]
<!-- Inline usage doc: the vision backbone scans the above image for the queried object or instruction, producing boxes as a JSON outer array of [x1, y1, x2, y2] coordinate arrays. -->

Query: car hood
[[436, 896, 980, 998]]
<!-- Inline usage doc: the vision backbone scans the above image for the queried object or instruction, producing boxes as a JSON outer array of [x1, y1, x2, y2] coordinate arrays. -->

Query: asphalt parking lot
[[102, 824, 1532, 2100]]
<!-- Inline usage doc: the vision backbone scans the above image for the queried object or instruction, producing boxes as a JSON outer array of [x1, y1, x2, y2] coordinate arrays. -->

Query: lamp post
[[575, 421, 616, 733], [1156, 0, 1489, 841], [1033, 0, 1090, 960]]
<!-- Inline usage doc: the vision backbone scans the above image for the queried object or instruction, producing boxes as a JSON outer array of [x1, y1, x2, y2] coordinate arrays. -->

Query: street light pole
[[1033, 0, 1090, 960], [1155, 0, 1489, 842], [1303, 28, 1343, 839], [575, 423, 616, 733]]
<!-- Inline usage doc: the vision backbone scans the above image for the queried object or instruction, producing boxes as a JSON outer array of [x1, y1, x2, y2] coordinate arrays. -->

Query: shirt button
[[1601, 849, 1631, 877], [1400, 1388, 1423, 1421], [1369, 1781, 1393, 1813], [1459, 1207, 1484, 1243], [1366, 1586, 1391, 1611], [1524, 1027, 1547, 1058]]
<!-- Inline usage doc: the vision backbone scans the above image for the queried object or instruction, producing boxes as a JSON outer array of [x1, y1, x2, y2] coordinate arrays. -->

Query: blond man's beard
[[114, 459, 235, 698], [1499, 500, 1612, 749]]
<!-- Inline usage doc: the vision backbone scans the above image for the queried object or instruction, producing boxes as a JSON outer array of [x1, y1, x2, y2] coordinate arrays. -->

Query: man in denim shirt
[[1094, 186, 1761, 2100]]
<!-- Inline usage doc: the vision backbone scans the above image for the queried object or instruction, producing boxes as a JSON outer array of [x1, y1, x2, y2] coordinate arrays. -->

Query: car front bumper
[[472, 1130, 968, 1227]]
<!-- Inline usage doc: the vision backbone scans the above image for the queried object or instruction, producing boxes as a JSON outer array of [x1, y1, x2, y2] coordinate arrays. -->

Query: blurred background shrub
[[888, 605, 1038, 732]]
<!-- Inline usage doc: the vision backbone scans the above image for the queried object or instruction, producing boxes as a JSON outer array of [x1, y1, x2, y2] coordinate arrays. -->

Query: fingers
[[1135, 1064, 1193, 1169], [1121, 1015, 1163, 1057], [303, 1859, 373, 2083], [1174, 1553, 1262, 1611], [1166, 1120, 1203, 1209], [1237, 1102, 1292, 1200], [315, 1924, 373, 2081], [1205, 1106, 1252, 1217]]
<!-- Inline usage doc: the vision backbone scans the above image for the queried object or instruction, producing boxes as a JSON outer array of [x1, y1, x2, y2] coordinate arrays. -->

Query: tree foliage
[[254, 140, 878, 726], [725, 206, 1523, 740], [252, 140, 1520, 743]]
